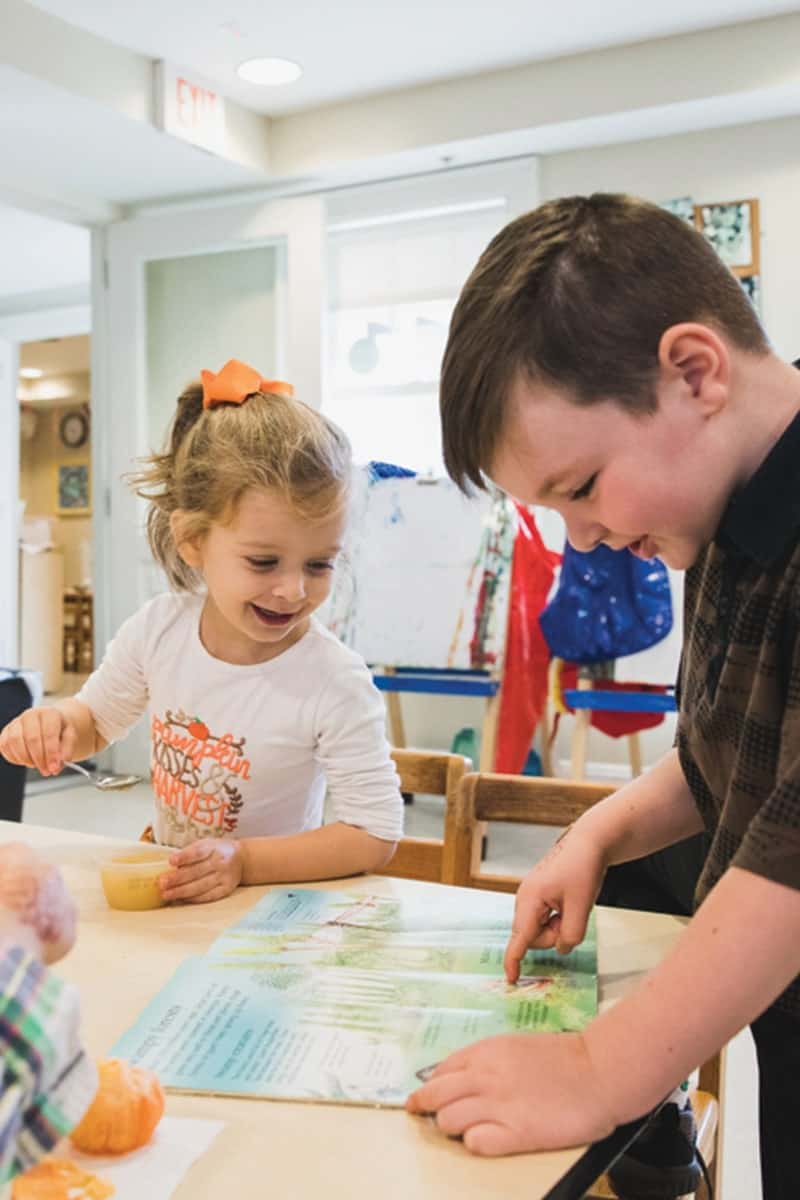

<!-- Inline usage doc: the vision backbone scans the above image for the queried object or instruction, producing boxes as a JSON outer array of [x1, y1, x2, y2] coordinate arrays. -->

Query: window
[[324, 161, 538, 474]]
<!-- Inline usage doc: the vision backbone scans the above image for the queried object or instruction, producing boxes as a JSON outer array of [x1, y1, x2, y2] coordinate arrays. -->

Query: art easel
[[325, 475, 515, 771], [549, 661, 677, 781], [373, 666, 502, 771]]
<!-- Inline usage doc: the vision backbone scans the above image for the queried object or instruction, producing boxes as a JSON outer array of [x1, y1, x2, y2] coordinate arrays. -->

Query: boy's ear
[[169, 510, 203, 567], [657, 323, 730, 415]]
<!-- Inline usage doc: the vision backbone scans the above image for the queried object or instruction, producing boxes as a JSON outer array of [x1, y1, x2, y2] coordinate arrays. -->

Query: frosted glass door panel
[[145, 245, 283, 452]]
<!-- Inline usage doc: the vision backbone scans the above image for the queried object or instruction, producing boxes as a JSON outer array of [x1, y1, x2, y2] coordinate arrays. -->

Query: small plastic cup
[[99, 847, 173, 911]]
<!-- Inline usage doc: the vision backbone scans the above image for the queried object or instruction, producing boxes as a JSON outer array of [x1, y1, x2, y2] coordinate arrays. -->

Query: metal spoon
[[64, 761, 142, 791]]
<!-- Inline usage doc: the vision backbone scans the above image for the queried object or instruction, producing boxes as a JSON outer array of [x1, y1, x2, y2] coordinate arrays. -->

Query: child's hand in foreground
[[505, 825, 607, 982], [0, 842, 77, 963], [160, 839, 243, 904], [0, 706, 77, 776], [406, 1031, 615, 1156]]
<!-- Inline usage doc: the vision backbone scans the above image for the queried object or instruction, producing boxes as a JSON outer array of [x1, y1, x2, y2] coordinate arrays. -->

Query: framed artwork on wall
[[693, 198, 760, 276], [56, 463, 91, 515]]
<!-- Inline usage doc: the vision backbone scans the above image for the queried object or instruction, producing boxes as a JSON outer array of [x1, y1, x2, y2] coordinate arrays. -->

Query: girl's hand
[[0, 843, 77, 964], [505, 825, 607, 982], [160, 839, 243, 904], [406, 1030, 615, 1156], [0, 706, 77, 776]]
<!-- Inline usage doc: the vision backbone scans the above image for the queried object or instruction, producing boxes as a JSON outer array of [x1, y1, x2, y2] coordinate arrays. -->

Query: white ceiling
[[2, 0, 799, 308], [27, 0, 800, 115], [0, 65, 262, 209]]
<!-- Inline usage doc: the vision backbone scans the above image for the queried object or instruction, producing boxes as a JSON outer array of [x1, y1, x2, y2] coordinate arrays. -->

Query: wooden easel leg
[[474, 690, 501, 861], [539, 719, 554, 777], [383, 669, 412, 803], [383, 668, 406, 749], [569, 673, 593, 780], [627, 732, 642, 778], [386, 693, 406, 749], [570, 710, 590, 780], [478, 691, 499, 772]]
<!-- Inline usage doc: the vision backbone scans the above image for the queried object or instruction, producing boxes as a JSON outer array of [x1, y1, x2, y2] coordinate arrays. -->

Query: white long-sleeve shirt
[[77, 594, 403, 848]]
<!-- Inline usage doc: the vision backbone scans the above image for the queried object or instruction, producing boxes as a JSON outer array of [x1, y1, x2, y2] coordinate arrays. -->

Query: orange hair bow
[[200, 359, 294, 410]]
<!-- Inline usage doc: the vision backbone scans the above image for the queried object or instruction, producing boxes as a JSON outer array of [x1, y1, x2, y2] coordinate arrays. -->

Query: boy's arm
[[577, 747, 705, 865], [505, 748, 704, 977], [409, 865, 800, 1154], [589, 863, 800, 1124]]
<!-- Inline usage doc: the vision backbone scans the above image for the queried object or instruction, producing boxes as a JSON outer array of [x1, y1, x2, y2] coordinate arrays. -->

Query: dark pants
[[597, 832, 711, 918], [598, 837, 800, 1199], [0, 676, 32, 822], [750, 1005, 800, 1200]]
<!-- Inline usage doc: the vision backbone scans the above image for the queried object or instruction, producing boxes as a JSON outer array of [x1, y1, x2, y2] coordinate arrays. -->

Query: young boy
[[406, 193, 800, 1200]]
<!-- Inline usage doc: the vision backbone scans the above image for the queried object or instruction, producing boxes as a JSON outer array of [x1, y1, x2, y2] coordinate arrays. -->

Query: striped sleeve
[[0, 943, 96, 1185]]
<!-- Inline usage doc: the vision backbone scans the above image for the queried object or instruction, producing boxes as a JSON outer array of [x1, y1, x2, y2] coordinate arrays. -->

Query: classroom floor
[[22, 778, 759, 1200]]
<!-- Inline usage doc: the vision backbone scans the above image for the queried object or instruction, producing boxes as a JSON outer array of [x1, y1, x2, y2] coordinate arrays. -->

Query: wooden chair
[[372, 748, 471, 883], [442, 770, 615, 892], [443, 770, 723, 1200]]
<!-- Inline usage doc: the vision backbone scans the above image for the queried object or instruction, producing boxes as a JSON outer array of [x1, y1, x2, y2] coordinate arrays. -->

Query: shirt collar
[[716, 366, 800, 568]]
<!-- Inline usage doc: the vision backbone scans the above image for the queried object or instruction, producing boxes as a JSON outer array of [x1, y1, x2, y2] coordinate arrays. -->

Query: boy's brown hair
[[441, 192, 769, 492]]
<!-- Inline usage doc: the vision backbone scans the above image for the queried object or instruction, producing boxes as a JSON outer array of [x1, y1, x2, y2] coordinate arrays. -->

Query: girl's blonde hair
[[132, 382, 352, 590]]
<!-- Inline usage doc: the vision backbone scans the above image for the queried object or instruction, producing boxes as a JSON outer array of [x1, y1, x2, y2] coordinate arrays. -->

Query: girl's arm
[[239, 822, 396, 884], [160, 824, 396, 904], [0, 699, 105, 776], [236, 657, 403, 884], [0, 602, 152, 776], [56, 698, 107, 760]]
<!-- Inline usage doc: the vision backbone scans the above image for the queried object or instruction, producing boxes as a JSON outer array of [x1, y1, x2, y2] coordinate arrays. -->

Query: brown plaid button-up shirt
[[677, 405, 800, 1018]]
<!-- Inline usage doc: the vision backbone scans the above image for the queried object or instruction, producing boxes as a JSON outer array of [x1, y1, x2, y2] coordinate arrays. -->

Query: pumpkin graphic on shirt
[[149, 709, 250, 843], [187, 717, 210, 740]]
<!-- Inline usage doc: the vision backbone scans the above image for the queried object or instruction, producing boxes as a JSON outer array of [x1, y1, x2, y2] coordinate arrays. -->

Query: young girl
[[0, 359, 402, 903]]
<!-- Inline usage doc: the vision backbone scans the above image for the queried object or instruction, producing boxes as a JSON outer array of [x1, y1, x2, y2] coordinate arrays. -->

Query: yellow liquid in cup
[[100, 850, 171, 911]]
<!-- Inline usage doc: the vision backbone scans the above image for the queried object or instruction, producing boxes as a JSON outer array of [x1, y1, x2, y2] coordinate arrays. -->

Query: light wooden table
[[4, 821, 686, 1200]]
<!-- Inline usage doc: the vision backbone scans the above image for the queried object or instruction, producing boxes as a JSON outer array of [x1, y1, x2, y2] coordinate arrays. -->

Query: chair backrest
[[442, 770, 615, 891], [374, 748, 471, 883], [446, 769, 724, 1200]]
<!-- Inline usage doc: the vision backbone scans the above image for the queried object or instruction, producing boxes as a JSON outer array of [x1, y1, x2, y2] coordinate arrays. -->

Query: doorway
[[17, 333, 96, 795]]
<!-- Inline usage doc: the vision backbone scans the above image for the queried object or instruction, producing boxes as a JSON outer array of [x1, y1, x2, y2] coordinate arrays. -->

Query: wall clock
[[59, 409, 89, 449]]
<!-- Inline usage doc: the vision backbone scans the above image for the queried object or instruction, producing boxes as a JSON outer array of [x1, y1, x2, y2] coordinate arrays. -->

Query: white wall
[[541, 115, 800, 363]]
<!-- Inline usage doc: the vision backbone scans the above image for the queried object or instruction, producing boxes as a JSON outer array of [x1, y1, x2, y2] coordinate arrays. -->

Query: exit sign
[[154, 61, 226, 156]]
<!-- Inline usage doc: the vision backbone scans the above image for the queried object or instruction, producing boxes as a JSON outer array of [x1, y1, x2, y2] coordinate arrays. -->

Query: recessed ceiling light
[[19, 367, 43, 379], [237, 56, 302, 86]]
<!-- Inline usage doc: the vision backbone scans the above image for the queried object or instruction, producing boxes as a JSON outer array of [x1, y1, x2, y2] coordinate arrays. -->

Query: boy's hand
[[160, 839, 243, 904], [0, 706, 77, 776], [406, 1031, 615, 1155], [0, 843, 77, 964], [505, 826, 606, 982]]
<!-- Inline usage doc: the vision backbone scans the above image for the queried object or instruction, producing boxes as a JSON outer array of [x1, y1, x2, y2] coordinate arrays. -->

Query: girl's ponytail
[[130, 383, 206, 590]]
